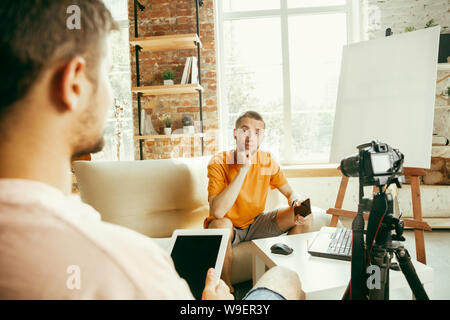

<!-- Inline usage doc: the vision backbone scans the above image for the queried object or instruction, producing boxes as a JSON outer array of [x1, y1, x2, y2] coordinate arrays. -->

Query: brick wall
[[128, 0, 219, 160], [365, 0, 449, 39]]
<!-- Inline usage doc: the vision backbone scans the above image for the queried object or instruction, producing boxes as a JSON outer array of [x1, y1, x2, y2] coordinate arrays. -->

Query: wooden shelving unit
[[134, 133, 205, 140], [437, 63, 450, 71], [131, 83, 203, 96], [130, 34, 201, 52], [131, 0, 205, 160]]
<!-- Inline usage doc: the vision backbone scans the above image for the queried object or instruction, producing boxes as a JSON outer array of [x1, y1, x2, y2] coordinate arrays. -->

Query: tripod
[[342, 178, 429, 300]]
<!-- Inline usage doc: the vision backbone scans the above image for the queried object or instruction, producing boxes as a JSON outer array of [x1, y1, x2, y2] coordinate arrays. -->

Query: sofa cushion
[[73, 157, 211, 238]]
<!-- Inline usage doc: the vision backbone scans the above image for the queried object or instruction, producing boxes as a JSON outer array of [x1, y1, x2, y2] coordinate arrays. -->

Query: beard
[[71, 134, 105, 160], [70, 98, 108, 161]]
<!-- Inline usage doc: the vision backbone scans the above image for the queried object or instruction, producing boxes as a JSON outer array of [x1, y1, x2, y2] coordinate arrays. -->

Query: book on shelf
[[140, 109, 145, 135], [187, 57, 192, 83], [180, 56, 199, 85], [191, 56, 198, 84], [181, 57, 192, 84]]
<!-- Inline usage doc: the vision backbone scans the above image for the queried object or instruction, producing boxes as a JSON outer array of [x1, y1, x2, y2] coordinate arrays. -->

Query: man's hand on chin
[[236, 150, 252, 171]]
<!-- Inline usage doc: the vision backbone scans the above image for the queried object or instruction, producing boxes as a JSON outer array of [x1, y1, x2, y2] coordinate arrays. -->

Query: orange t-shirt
[[204, 150, 287, 229]]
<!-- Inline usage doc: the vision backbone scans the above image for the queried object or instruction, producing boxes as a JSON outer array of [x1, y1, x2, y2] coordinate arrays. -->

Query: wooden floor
[[234, 229, 450, 300]]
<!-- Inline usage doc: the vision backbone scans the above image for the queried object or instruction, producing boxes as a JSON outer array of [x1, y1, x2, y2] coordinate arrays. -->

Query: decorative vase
[[144, 114, 158, 135], [164, 79, 174, 85], [164, 127, 172, 135], [183, 125, 195, 134]]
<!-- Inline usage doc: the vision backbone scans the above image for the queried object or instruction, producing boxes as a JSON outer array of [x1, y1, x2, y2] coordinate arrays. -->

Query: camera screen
[[371, 153, 391, 174]]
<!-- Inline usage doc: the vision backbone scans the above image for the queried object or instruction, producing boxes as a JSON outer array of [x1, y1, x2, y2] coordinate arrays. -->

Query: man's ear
[[59, 57, 87, 112]]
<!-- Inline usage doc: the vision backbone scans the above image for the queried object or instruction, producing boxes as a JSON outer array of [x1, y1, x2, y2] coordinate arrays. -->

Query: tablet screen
[[170, 235, 222, 300]]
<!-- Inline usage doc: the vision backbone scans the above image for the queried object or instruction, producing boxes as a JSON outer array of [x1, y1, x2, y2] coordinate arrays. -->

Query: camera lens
[[340, 155, 360, 177]]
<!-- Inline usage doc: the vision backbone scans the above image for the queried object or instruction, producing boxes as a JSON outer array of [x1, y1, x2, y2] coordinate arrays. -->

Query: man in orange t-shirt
[[205, 111, 313, 290]]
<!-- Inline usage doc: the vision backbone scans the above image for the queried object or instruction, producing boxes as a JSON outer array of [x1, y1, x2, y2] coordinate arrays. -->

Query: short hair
[[0, 0, 118, 118], [235, 110, 265, 129]]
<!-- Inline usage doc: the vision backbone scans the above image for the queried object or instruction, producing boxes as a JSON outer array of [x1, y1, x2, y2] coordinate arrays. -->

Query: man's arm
[[209, 164, 250, 219], [277, 183, 305, 207], [278, 183, 313, 227]]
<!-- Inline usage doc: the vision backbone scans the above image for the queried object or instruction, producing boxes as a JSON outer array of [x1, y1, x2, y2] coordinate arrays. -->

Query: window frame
[[92, 0, 134, 160], [215, 0, 362, 165]]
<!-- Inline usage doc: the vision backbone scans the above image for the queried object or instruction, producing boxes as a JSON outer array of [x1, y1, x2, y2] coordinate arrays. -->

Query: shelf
[[134, 133, 205, 140], [432, 146, 450, 158], [131, 0, 205, 159], [437, 63, 450, 71], [132, 83, 203, 96], [130, 33, 201, 52], [281, 164, 341, 178]]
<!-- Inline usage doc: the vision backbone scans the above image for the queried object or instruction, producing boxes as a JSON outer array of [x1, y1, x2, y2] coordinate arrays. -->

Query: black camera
[[340, 141, 404, 187]]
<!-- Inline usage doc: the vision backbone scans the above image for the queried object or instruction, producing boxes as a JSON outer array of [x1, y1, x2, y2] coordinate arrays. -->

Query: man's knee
[[208, 218, 234, 245], [264, 266, 300, 283], [254, 266, 304, 300]]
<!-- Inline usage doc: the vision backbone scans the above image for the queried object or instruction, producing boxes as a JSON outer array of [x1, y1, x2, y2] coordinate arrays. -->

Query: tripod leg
[[350, 212, 367, 300], [368, 247, 390, 300], [395, 247, 429, 300], [342, 282, 350, 300]]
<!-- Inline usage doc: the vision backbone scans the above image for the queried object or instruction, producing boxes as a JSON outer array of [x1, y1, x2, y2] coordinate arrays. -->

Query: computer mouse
[[270, 242, 293, 255]]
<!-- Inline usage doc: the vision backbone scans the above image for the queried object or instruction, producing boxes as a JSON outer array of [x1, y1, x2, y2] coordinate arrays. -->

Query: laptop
[[167, 228, 230, 300], [308, 227, 353, 261]]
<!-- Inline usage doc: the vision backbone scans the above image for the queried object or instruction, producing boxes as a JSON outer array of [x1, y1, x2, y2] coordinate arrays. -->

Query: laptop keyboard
[[327, 228, 352, 256]]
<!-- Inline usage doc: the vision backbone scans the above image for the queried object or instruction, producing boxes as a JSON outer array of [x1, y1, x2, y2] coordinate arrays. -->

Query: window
[[217, 0, 359, 164], [92, 0, 134, 161]]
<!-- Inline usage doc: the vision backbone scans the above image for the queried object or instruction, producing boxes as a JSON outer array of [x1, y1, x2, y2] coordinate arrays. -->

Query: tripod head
[[366, 189, 405, 254]]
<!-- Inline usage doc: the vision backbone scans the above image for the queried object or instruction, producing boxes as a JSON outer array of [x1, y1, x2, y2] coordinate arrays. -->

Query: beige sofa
[[73, 156, 337, 284]]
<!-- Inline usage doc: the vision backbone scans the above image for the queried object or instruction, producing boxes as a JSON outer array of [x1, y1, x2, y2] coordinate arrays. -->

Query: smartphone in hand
[[294, 198, 311, 217]]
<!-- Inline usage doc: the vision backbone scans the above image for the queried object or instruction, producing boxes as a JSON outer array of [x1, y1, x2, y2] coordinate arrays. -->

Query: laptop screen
[[170, 235, 222, 300]]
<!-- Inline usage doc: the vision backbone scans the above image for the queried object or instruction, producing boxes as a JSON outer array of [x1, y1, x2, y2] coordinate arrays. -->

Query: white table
[[251, 231, 434, 300]]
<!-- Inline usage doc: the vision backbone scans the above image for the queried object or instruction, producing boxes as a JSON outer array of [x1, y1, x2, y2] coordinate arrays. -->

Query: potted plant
[[163, 69, 175, 85], [182, 115, 195, 134], [404, 26, 416, 33], [424, 19, 438, 29], [163, 117, 172, 135], [158, 113, 172, 134]]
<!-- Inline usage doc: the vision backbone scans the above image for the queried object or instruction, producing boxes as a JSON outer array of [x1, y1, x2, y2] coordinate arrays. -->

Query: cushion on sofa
[[73, 157, 211, 238]]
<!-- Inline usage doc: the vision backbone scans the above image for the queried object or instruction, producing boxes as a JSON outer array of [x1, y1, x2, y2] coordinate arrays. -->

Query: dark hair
[[235, 110, 265, 129], [0, 0, 118, 117]]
